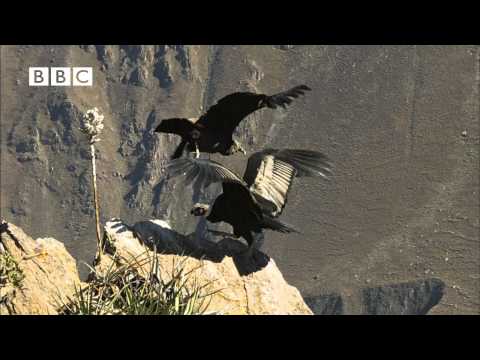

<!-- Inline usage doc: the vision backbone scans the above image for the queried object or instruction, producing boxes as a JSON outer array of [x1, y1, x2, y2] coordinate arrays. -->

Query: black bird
[[167, 149, 332, 257], [155, 85, 311, 159]]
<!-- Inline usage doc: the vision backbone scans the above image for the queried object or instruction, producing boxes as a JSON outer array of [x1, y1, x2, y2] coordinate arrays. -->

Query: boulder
[[0, 222, 82, 315]]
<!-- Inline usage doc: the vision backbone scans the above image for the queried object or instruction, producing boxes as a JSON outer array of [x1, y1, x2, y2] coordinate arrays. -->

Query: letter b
[[29, 67, 49, 86], [51, 67, 71, 86]]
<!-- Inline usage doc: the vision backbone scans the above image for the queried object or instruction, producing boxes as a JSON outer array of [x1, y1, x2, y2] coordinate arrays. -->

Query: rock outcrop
[[361, 278, 445, 315], [0, 219, 312, 315], [304, 293, 344, 315], [102, 219, 313, 315], [304, 278, 446, 315], [0, 222, 82, 315]]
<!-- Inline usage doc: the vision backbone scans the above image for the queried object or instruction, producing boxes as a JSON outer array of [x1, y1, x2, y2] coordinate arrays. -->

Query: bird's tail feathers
[[262, 216, 300, 234]]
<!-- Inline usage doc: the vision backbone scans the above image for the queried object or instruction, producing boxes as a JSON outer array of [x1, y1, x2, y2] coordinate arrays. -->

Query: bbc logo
[[29, 67, 93, 87]]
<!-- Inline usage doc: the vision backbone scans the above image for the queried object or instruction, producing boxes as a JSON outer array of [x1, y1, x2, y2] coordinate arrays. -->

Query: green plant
[[0, 251, 25, 288], [59, 251, 218, 315]]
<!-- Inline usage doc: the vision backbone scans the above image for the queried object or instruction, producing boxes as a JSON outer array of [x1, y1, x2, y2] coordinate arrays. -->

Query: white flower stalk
[[80, 107, 105, 144], [81, 107, 105, 264]]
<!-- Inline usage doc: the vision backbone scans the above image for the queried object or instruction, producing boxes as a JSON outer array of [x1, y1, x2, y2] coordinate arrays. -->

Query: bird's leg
[[244, 243, 255, 258], [195, 142, 200, 159], [253, 232, 265, 251], [243, 232, 263, 258], [242, 232, 257, 258]]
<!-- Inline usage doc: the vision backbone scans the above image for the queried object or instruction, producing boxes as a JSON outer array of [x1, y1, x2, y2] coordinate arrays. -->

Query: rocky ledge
[[0, 219, 312, 315], [1, 218, 447, 315]]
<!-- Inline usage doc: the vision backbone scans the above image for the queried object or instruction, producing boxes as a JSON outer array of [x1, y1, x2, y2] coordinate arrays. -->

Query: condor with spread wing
[[155, 85, 311, 159], [167, 149, 332, 257]]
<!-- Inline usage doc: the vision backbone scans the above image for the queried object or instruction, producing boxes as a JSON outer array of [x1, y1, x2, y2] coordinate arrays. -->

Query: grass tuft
[[59, 250, 218, 315]]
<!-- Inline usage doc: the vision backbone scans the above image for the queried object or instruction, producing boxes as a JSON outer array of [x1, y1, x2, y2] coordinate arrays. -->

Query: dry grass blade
[[58, 250, 218, 315]]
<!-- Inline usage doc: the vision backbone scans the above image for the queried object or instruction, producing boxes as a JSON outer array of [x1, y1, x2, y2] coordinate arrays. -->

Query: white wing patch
[[250, 155, 296, 217]]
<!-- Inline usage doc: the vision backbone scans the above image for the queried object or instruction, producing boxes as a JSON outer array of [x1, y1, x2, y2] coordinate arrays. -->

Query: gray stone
[[361, 278, 446, 315], [305, 293, 344, 315]]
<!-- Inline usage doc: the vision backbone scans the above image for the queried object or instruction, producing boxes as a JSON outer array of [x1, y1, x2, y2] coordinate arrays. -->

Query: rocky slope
[[305, 278, 446, 315], [1, 45, 479, 314]]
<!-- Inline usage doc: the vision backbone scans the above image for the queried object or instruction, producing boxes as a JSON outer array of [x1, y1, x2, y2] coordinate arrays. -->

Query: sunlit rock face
[[0, 222, 82, 315]]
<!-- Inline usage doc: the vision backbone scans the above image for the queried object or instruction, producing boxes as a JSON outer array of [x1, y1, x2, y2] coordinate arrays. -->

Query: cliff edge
[[0, 219, 312, 315]]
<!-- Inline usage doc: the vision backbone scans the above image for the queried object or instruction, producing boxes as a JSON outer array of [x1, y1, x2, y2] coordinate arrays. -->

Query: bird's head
[[190, 203, 210, 217]]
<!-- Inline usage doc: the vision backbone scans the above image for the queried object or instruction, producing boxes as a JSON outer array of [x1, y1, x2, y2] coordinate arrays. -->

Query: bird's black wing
[[197, 85, 311, 136], [154, 118, 195, 136], [264, 84, 311, 109], [196, 92, 266, 136], [166, 158, 244, 189], [243, 149, 332, 217]]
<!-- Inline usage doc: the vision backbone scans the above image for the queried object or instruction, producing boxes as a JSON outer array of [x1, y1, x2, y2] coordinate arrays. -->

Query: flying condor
[[155, 85, 311, 159], [166, 149, 332, 257]]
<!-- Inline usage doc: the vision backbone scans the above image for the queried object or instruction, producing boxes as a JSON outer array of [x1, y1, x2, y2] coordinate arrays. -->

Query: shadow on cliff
[[117, 220, 270, 276]]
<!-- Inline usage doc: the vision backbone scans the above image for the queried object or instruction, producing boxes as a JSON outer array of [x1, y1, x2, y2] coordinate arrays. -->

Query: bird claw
[[232, 140, 247, 155]]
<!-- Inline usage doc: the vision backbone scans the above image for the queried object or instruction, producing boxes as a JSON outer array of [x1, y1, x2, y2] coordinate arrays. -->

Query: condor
[[167, 149, 332, 258], [155, 85, 311, 159]]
